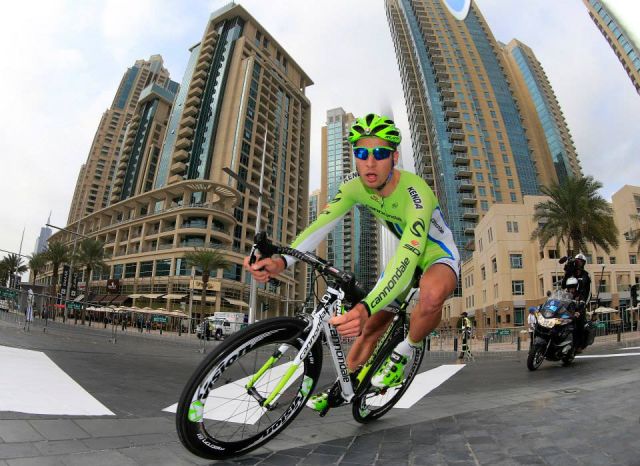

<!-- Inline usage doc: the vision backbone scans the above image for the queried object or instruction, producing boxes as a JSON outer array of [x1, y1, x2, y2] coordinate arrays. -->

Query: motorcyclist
[[561, 253, 591, 302], [565, 277, 587, 352]]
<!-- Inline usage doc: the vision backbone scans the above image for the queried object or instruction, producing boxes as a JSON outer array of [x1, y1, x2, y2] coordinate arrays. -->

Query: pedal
[[318, 405, 330, 417]]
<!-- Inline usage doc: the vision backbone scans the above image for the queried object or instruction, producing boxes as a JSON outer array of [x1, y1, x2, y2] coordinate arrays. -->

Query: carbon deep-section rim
[[176, 317, 322, 460]]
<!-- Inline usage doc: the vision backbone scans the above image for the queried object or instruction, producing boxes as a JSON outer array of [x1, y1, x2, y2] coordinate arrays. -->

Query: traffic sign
[[152, 315, 168, 324], [497, 329, 511, 336]]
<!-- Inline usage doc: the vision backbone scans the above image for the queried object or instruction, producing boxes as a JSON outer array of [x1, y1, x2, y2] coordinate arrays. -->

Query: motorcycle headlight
[[540, 317, 556, 328]]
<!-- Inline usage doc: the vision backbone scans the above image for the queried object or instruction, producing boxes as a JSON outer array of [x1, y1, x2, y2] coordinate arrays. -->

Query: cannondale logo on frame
[[443, 0, 471, 21]]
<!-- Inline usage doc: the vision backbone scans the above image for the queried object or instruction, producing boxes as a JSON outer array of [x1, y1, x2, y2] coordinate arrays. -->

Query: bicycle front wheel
[[351, 332, 424, 423], [176, 317, 322, 460]]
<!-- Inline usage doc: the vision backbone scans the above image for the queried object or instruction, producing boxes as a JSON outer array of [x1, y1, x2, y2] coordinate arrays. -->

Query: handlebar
[[251, 232, 367, 304]]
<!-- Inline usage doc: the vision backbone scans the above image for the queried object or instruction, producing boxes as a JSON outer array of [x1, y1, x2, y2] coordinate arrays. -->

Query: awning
[[192, 296, 217, 302], [128, 294, 143, 299], [143, 293, 164, 299], [110, 295, 131, 305], [224, 297, 249, 308], [90, 294, 107, 303], [163, 293, 187, 300]]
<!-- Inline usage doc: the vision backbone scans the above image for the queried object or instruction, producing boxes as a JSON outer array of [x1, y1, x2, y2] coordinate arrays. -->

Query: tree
[[629, 214, 640, 254], [74, 238, 107, 324], [43, 242, 70, 316], [184, 248, 230, 323], [0, 260, 9, 287], [531, 176, 619, 256], [3, 254, 28, 286], [28, 253, 47, 285]]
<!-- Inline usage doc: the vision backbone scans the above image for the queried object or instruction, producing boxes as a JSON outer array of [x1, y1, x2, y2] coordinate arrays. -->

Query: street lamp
[[223, 133, 273, 324], [47, 222, 89, 321]]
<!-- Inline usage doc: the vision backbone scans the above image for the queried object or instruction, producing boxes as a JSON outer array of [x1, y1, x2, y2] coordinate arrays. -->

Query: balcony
[[449, 130, 465, 142], [454, 157, 469, 169], [170, 162, 186, 175], [452, 142, 468, 152], [175, 138, 191, 150], [177, 126, 194, 139], [173, 149, 189, 162], [462, 221, 476, 236], [445, 109, 460, 119], [181, 116, 196, 128], [457, 179, 475, 192], [460, 193, 477, 205], [454, 166, 472, 178], [462, 208, 479, 220], [446, 118, 462, 130], [183, 105, 198, 118], [436, 79, 451, 90]]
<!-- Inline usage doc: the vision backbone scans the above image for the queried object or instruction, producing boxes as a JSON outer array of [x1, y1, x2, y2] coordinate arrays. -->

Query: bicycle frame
[[246, 284, 411, 411]]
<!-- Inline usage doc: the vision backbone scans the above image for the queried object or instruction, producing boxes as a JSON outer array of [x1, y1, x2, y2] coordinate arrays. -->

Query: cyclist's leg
[[346, 310, 394, 371], [409, 262, 457, 343]]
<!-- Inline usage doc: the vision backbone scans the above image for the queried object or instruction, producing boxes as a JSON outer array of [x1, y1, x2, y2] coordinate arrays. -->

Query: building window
[[488, 227, 493, 242], [478, 238, 483, 252], [481, 266, 486, 280], [124, 263, 137, 278], [491, 257, 497, 273], [481, 200, 489, 211], [512, 280, 525, 296], [512, 221, 519, 233], [510, 253, 523, 269], [596, 256, 604, 264], [507, 221, 512, 232], [155, 259, 171, 277], [585, 254, 593, 264], [630, 254, 637, 264], [549, 249, 559, 259], [113, 264, 123, 279], [139, 261, 153, 278], [610, 256, 616, 264]]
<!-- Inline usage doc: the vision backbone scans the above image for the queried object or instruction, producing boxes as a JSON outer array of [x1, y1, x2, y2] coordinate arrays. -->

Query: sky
[[0, 0, 639, 263]]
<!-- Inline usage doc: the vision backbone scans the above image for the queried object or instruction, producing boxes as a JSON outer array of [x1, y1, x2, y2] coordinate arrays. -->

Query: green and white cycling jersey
[[283, 170, 460, 315]]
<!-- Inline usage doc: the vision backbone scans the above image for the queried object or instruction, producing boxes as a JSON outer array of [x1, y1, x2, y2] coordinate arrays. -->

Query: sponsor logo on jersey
[[411, 239, 420, 247], [410, 219, 426, 237], [370, 194, 382, 204], [343, 171, 359, 182], [430, 217, 445, 235], [392, 202, 398, 208], [407, 187, 423, 209], [403, 243, 421, 256], [371, 257, 411, 308]]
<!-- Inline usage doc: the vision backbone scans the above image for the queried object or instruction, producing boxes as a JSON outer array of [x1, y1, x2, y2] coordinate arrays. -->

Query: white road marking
[[619, 346, 640, 351], [0, 345, 114, 416], [166, 364, 465, 423], [163, 362, 303, 424], [576, 352, 640, 359], [369, 364, 465, 408]]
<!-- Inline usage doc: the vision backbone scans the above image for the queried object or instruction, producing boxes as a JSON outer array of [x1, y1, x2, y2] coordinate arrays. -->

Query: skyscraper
[[583, 0, 640, 95], [33, 213, 53, 254], [320, 108, 379, 291], [305, 189, 320, 304], [67, 55, 175, 224], [503, 39, 582, 183], [47, 3, 313, 318], [386, 0, 554, 258]]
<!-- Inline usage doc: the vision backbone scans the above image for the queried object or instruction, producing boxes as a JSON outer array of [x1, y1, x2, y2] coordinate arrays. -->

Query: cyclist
[[243, 113, 460, 412]]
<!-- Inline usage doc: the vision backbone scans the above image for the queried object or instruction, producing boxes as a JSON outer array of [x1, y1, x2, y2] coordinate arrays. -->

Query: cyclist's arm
[[282, 183, 356, 267]]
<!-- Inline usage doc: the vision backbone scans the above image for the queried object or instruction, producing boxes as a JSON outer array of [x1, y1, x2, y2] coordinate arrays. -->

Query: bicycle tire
[[176, 317, 322, 460], [351, 332, 424, 423]]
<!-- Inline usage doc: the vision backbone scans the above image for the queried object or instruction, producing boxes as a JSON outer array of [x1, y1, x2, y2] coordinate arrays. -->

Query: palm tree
[[44, 242, 70, 297], [531, 176, 619, 256], [74, 238, 107, 324], [629, 214, 640, 254], [184, 248, 230, 327], [28, 253, 47, 285], [3, 254, 28, 286], [0, 260, 9, 287]]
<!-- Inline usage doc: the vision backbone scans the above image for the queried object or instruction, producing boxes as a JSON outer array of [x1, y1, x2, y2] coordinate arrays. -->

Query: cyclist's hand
[[329, 303, 368, 337], [243, 256, 285, 283]]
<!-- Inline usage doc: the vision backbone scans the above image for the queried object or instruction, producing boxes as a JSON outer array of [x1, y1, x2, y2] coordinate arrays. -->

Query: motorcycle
[[527, 290, 595, 371]]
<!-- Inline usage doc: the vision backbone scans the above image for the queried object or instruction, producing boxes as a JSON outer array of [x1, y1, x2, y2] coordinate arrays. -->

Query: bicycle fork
[[244, 313, 325, 410]]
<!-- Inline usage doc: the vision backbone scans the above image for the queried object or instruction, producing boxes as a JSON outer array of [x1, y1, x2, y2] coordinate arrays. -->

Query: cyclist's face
[[354, 136, 398, 189]]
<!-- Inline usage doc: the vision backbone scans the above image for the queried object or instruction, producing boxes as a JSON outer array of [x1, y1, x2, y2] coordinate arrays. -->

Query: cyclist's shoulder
[[396, 170, 437, 210], [339, 171, 367, 196]]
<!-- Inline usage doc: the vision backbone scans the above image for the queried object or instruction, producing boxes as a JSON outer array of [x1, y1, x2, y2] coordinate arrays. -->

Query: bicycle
[[175, 233, 425, 460]]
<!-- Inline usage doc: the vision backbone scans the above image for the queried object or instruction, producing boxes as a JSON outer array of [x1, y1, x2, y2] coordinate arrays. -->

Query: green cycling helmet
[[348, 113, 402, 145]]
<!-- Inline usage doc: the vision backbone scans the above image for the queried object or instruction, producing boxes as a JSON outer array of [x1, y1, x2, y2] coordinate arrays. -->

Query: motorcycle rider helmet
[[574, 253, 587, 266], [566, 277, 579, 288]]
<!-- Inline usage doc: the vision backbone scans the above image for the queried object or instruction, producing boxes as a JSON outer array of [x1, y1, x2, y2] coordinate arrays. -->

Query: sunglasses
[[353, 146, 395, 161]]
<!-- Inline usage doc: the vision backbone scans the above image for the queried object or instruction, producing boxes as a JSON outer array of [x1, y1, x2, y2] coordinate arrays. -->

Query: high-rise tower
[[67, 55, 175, 223], [503, 39, 582, 183], [47, 4, 313, 318], [583, 0, 640, 95], [386, 0, 550, 258], [320, 108, 379, 291]]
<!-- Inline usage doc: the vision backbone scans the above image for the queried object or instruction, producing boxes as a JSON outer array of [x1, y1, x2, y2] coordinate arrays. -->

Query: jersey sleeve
[[282, 180, 357, 266], [361, 182, 437, 314]]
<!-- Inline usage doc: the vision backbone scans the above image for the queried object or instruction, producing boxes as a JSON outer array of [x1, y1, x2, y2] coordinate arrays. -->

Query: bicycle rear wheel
[[176, 317, 322, 460], [351, 332, 424, 423]]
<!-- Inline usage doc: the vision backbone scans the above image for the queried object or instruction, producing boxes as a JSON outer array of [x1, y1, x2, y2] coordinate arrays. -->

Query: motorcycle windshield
[[541, 298, 573, 320]]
